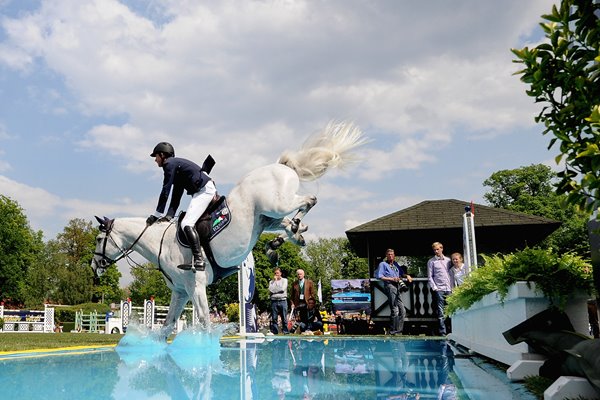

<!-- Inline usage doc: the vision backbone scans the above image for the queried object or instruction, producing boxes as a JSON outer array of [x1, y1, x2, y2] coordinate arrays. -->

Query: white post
[[462, 204, 477, 271], [44, 304, 54, 333], [144, 298, 155, 329], [121, 299, 131, 332]]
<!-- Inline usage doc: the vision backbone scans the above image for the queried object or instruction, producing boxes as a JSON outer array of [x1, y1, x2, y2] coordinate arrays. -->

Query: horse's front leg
[[159, 290, 189, 340], [186, 272, 210, 330]]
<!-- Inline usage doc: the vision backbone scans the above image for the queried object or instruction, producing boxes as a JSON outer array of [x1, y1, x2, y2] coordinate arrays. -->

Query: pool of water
[[0, 327, 534, 400]]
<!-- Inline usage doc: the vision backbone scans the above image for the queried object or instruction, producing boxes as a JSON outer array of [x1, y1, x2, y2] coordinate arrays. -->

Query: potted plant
[[447, 247, 595, 366]]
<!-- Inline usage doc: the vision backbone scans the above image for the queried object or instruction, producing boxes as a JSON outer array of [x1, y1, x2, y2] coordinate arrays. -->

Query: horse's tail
[[277, 121, 367, 181]]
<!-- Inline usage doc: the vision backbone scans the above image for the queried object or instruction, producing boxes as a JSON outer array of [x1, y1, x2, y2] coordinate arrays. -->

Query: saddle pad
[[208, 199, 231, 240], [176, 197, 231, 247]]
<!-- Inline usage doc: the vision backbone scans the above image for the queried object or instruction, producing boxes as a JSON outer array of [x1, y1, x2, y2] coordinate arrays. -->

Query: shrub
[[225, 303, 239, 322], [446, 247, 595, 315]]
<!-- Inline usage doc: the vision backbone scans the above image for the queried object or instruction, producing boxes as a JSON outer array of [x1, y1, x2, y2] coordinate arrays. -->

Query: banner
[[239, 252, 258, 334], [331, 279, 371, 313]]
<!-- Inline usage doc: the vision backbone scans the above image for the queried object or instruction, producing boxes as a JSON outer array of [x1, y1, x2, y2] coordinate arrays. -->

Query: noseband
[[93, 218, 148, 272]]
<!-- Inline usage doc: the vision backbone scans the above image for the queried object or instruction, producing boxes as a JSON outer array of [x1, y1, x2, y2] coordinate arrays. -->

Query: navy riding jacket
[[155, 157, 211, 217]]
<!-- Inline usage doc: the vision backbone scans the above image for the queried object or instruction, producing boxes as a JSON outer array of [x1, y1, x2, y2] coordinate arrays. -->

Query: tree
[[93, 265, 124, 305], [483, 164, 556, 212], [30, 218, 114, 305], [512, 0, 600, 303], [483, 164, 590, 257], [53, 219, 103, 304], [0, 195, 44, 306], [243, 233, 311, 313], [128, 263, 171, 305], [303, 237, 368, 310], [512, 0, 600, 214]]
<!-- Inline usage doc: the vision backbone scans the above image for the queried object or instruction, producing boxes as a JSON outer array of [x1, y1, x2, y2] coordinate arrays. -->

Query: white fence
[[0, 304, 55, 333], [105, 299, 193, 334]]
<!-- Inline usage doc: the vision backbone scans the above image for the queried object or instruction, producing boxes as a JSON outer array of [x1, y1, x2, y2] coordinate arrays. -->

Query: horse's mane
[[277, 121, 366, 181]]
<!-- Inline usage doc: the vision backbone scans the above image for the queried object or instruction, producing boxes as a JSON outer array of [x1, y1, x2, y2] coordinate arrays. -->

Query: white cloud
[[0, 175, 61, 217], [0, 0, 560, 242]]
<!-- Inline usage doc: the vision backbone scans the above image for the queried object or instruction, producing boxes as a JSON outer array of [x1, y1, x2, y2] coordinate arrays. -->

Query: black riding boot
[[182, 226, 205, 272]]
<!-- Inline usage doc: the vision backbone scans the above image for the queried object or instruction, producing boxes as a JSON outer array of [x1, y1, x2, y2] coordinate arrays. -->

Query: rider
[[147, 142, 216, 272]]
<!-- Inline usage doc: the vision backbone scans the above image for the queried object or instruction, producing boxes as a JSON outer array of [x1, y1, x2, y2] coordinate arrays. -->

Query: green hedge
[[53, 303, 111, 324]]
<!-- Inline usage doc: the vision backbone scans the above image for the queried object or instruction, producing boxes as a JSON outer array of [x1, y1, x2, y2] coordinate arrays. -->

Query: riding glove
[[146, 215, 158, 226]]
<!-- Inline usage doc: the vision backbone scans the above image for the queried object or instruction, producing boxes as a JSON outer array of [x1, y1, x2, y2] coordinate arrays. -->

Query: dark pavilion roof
[[345, 199, 561, 260]]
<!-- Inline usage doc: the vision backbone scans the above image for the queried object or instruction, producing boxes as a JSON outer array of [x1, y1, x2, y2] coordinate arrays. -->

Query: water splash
[[115, 323, 168, 367], [115, 322, 233, 373], [116, 323, 168, 350], [167, 326, 224, 372]]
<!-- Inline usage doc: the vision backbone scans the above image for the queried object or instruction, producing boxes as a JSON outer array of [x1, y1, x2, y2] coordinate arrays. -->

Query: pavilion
[[346, 198, 561, 269]]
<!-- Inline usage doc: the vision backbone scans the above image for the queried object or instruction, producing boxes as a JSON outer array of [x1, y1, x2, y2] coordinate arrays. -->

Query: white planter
[[449, 281, 590, 366]]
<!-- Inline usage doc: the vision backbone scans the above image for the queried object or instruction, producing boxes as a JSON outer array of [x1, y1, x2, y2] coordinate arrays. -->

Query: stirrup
[[193, 259, 205, 272], [176, 260, 205, 272]]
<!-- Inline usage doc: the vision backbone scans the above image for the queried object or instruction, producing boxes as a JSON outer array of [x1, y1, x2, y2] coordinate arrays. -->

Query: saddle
[[176, 195, 239, 282]]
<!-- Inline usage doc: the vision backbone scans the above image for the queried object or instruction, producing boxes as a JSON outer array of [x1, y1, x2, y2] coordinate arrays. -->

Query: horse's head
[[91, 216, 118, 277]]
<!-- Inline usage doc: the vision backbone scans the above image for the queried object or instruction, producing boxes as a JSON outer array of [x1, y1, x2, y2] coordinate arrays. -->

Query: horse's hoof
[[266, 249, 279, 266], [290, 218, 301, 234], [266, 237, 284, 251], [295, 234, 306, 246]]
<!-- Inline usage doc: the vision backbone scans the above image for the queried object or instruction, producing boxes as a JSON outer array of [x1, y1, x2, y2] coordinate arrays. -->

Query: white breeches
[[181, 180, 217, 228]]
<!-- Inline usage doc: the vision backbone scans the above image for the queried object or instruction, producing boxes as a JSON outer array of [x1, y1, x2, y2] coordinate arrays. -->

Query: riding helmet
[[150, 142, 175, 157]]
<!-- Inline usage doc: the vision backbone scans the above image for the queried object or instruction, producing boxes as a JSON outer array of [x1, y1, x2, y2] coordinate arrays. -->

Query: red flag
[[470, 200, 475, 215]]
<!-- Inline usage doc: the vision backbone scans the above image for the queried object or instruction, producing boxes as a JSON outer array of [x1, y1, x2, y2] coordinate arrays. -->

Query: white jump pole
[[462, 203, 477, 272]]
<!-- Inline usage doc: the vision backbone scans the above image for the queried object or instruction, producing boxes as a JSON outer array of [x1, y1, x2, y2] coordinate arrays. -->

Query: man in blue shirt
[[376, 248, 412, 335]]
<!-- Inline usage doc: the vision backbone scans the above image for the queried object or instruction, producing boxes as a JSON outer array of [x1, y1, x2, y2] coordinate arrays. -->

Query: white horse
[[91, 122, 366, 340]]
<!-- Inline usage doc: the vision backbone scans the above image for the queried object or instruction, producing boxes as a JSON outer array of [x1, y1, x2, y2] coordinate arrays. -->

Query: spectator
[[291, 269, 316, 309], [450, 252, 468, 287], [268, 267, 289, 334], [294, 297, 324, 333], [427, 242, 453, 336], [375, 248, 412, 335]]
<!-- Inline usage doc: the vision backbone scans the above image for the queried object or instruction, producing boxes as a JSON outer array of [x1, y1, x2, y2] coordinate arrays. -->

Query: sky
[[0, 1, 560, 283]]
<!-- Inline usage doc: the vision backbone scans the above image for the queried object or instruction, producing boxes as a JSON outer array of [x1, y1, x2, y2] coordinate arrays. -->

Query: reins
[[94, 218, 175, 285], [157, 221, 175, 285], [94, 222, 150, 269]]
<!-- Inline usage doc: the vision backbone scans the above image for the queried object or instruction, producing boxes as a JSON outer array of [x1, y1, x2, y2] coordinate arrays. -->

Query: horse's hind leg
[[288, 195, 317, 234], [265, 235, 286, 265]]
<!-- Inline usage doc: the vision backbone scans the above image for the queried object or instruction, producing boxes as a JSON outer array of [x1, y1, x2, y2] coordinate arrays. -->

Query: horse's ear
[[95, 216, 104, 226], [95, 216, 113, 232]]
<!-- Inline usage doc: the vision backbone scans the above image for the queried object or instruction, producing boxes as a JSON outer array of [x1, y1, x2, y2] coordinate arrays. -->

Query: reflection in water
[[0, 328, 460, 400]]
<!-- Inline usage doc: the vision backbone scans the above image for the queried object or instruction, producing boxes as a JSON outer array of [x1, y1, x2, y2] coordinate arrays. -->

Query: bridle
[[93, 218, 149, 273]]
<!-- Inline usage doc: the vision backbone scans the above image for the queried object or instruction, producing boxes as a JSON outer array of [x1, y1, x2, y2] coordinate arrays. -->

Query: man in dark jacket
[[147, 142, 216, 272]]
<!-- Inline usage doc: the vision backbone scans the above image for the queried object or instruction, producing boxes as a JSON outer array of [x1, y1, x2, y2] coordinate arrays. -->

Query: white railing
[[0, 304, 55, 333], [105, 299, 193, 334]]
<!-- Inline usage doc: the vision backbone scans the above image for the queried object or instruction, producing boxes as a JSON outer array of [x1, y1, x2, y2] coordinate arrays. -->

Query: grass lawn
[[0, 333, 123, 352]]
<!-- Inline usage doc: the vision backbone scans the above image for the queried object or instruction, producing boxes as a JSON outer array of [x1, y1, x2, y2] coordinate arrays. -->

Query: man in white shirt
[[427, 241, 453, 336], [269, 267, 289, 334]]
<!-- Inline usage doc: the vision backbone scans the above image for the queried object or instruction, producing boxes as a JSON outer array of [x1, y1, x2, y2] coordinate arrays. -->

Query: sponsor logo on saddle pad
[[209, 203, 230, 240]]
